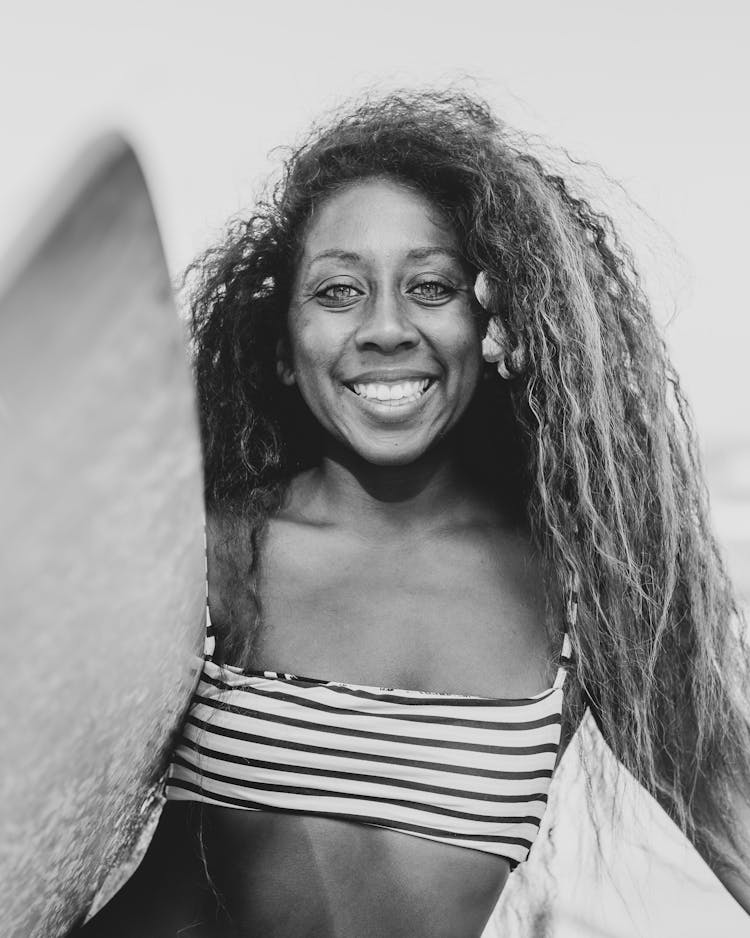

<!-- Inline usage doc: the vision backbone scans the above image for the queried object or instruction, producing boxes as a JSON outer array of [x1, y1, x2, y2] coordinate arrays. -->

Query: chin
[[349, 438, 436, 468], [361, 451, 426, 468]]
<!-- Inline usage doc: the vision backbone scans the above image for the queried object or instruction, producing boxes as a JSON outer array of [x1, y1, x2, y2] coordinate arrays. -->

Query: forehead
[[299, 178, 459, 265]]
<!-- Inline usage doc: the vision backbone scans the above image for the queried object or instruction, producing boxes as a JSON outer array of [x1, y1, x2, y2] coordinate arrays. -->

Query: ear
[[275, 338, 295, 386]]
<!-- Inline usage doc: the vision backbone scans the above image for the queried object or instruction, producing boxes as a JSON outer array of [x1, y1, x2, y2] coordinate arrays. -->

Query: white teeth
[[350, 379, 431, 403]]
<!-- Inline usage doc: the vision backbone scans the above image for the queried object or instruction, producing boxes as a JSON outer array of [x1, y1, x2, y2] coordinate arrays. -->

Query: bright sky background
[[2, 1, 748, 447]]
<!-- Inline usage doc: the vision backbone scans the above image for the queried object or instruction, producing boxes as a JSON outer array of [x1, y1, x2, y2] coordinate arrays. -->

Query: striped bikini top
[[165, 583, 576, 869]]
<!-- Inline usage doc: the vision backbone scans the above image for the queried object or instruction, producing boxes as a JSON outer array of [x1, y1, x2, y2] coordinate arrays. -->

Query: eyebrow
[[406, 246, 462, 262], [306, 246, 463, 266], [307, 249, 363, 266]]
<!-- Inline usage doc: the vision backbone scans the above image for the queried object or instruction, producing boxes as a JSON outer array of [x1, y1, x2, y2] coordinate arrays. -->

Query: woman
[[80, 89, 750, 937]]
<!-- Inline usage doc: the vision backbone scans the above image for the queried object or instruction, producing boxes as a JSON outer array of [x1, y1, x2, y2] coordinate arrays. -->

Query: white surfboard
[[0, 136, 206, 938]]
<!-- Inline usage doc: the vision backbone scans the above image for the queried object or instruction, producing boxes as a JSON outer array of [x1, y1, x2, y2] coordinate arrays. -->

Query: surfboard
[[0, 137, 206, 938]]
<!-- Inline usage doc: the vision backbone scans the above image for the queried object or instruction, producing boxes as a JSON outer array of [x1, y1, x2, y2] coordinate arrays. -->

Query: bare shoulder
[[73, 804, 225, 937]]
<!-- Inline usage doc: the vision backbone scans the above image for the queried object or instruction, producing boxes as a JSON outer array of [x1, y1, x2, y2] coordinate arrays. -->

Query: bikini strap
[[552, 569, 578, 689], [203, 521, 216, 662]]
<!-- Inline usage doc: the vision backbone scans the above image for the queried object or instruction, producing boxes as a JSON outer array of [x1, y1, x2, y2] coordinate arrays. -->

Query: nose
[[354, 290, 420, 353]]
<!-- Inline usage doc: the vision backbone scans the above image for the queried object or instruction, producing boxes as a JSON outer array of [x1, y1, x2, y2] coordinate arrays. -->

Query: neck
[[298, 437, 476, 536]]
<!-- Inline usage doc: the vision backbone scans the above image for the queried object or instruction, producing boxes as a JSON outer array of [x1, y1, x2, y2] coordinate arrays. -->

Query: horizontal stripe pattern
[[165, 649, 568, 865]]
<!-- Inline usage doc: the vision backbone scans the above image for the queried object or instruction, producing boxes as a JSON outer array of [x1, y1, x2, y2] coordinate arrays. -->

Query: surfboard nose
[[0, 135, 206, 938]]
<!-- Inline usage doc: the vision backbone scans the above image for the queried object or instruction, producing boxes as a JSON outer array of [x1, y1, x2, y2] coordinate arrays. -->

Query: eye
[[408, 280, 456, 303], [315, 282, 363, 308]]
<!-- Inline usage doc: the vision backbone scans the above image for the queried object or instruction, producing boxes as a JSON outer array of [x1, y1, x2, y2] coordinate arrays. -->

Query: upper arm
[[73, 804, 223, 938]]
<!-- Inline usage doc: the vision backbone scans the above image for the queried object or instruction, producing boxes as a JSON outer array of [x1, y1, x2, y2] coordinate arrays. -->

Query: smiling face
[[284, 178, 483, 467]]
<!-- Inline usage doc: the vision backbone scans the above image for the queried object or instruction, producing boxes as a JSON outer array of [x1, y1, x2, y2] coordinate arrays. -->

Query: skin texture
[[283, 178, 484, 469]]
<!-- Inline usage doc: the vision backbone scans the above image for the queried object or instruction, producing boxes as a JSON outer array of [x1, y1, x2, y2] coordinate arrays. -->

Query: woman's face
[[284, 178, 483, 467]]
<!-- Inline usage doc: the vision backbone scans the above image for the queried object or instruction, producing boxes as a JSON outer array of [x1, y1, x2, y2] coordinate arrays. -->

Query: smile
[[345, 378, 434, 407]]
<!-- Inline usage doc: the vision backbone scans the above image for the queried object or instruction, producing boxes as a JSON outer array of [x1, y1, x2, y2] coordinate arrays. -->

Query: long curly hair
[[184, 88, 750, 877]]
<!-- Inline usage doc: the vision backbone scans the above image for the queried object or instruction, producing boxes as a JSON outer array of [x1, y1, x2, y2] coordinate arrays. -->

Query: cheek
[[289, 319, 344, 405], [290, 314, 332, 375], [441, 321, 483, 380]]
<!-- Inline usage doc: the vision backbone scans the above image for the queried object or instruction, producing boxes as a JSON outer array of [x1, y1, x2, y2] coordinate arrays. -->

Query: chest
[[248, 522, 553, 697]]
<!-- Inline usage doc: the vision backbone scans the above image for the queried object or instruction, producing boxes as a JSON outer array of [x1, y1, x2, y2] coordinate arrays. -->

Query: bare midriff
[[201, 808, 510, 938]]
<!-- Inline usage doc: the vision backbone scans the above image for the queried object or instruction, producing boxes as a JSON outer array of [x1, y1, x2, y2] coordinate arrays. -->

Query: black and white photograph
[[1, 2, 749, 936]]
